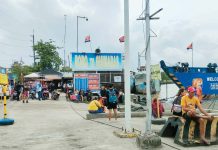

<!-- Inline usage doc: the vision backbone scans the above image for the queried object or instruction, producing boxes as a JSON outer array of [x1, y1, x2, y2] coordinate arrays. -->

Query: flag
[[187, 43, 193, 50], [119, 36, 125, 43], [85, 35, 90, 42]]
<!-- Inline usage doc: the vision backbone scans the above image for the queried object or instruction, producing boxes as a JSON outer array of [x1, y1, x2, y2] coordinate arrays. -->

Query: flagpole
[[89, 41, 92, 52], [192, 43, 193, 67]]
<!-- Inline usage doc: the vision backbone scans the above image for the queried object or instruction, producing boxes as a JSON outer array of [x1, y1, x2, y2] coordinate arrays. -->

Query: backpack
[[172, 96, 182, 114], [108, 89, 117, 103]]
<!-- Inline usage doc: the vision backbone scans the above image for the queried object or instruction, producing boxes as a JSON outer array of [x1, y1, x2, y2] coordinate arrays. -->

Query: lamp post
[[76, 16, 88, 53]]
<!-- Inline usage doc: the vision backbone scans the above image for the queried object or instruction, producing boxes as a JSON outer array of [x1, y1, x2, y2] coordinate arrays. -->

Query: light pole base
[[0, 118, 14, 126], [113, 130, 139, 138], [136, 131, 161, 149]]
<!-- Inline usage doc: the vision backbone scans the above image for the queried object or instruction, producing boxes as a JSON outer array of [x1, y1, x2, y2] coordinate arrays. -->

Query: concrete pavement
[[0, 96, 218, 150]]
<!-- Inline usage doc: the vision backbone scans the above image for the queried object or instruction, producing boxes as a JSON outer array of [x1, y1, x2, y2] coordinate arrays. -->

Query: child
[[22, 87, 29, 103]]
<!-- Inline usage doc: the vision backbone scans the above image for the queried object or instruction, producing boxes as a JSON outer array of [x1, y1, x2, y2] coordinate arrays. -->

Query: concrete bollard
[[136, 132, 161, 149]]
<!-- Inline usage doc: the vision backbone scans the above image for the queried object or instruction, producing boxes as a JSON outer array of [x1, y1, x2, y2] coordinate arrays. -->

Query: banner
[[72, 53, 122, 71], [74, 73, 100, 91], [151, 64, 161, 80], [0, 74, 8, 85]]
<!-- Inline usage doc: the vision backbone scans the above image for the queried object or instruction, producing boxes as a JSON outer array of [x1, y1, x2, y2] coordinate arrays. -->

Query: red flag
[[187, 43, 193, 49], [85, 35, 90, 42], [119, 36, 125, 43]]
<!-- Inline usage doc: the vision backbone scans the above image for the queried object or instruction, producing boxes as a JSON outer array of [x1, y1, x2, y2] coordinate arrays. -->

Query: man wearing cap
[[181, 86, 213, 145]]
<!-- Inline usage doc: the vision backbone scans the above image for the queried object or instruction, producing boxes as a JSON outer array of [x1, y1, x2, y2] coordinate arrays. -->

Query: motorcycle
[[12, 90, 19, 100], [29, 89, 36, 100], [42, 88, 49, 100], [51, 90, 60, 100]]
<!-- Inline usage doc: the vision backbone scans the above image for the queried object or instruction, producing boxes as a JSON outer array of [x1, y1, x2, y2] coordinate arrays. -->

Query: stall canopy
[[24, 73, 41, 78], [39, 69, 63, 80]]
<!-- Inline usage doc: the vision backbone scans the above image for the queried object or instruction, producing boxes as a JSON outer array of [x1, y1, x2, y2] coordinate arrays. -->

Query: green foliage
[[161, 72, 170, 81], [34, 40, 62, 71], [60, 66, 72, 72], [11, 61, 34, 82]]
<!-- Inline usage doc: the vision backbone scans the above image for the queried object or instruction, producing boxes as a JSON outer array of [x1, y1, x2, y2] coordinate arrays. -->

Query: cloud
[[0, 0, 218, 71]]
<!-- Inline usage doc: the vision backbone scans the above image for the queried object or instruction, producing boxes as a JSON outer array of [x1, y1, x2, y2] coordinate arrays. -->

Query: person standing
[[36, 81, 42, 101], [100, 85, 107, 105], [14, 82, 21, 101], [106, 84, 119, 120]]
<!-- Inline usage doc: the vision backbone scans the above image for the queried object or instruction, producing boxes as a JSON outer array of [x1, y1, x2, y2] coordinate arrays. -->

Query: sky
[[0, 0, 218, 71]]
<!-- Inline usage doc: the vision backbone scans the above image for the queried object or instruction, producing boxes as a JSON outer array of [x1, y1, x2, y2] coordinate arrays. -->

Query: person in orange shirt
[[181, 86, 213, 145]]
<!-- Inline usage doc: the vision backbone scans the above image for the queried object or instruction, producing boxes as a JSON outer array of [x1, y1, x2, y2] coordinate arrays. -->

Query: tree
[[11, 61, 34, 82], [60, 66, 72, 72], [161, 72, 172, 83], [34, 40, 62, 71]]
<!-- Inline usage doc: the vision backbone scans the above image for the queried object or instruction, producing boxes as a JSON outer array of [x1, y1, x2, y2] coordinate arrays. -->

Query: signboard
[[72, 53, 122, 71], [151, 64, 161, 80], [88, 74, 100, 90], [114, 76, 121, 82], [175, 73, 218, 94], [0, 67, 8, 85], [74, 73, 100, 91]]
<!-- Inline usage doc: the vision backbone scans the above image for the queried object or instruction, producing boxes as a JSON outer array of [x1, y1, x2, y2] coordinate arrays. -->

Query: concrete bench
[[86, 112, 146, 120], [159, 115, 218, 146]]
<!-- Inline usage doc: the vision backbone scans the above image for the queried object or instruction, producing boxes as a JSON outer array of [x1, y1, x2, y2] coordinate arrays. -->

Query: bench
[[159, 115, 218, 146], [86, 112, 146, 120]]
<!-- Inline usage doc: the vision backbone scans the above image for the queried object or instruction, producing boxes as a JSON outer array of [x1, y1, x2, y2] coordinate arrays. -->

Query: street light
[[77, 16, 88, 53]]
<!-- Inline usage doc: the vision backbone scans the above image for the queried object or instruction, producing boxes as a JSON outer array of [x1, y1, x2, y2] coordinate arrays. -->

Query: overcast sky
[[0, 0, 218, 71]]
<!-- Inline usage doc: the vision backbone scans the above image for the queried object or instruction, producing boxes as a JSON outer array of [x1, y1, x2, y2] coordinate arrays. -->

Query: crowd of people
[[9, 81, 57, 102]]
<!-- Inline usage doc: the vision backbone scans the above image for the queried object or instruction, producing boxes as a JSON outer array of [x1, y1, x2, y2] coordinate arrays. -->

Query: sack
[[173, 104, 182, 113], [108, 89, 117, 103]]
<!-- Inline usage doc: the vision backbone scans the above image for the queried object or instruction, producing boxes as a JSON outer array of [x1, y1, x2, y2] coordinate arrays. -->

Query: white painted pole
[[145, 0, 152, 132], [124, 0, 131, 132]]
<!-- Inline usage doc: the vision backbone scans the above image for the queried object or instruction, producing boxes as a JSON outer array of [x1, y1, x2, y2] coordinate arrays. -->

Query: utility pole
[[136, 2, 163, 149], [64, 15, 67, 69], [68, 54, 70, 68], [76, 16, 88, 53], [32, 29, 36, 66], [124, 0, 131, 132], [145, 0, 152, 132]]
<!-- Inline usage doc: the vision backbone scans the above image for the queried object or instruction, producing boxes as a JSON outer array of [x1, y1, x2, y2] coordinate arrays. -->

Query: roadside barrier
[[0, 89, 14, 126], [159, 115, 218, 146]]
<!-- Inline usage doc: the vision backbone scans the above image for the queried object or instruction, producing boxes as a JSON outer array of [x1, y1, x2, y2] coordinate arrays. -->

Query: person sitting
[[152, 97, 164, 118], [171, 88, 186, 116], [181, 86, 214, 145], [88, 97, 104, 114]]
